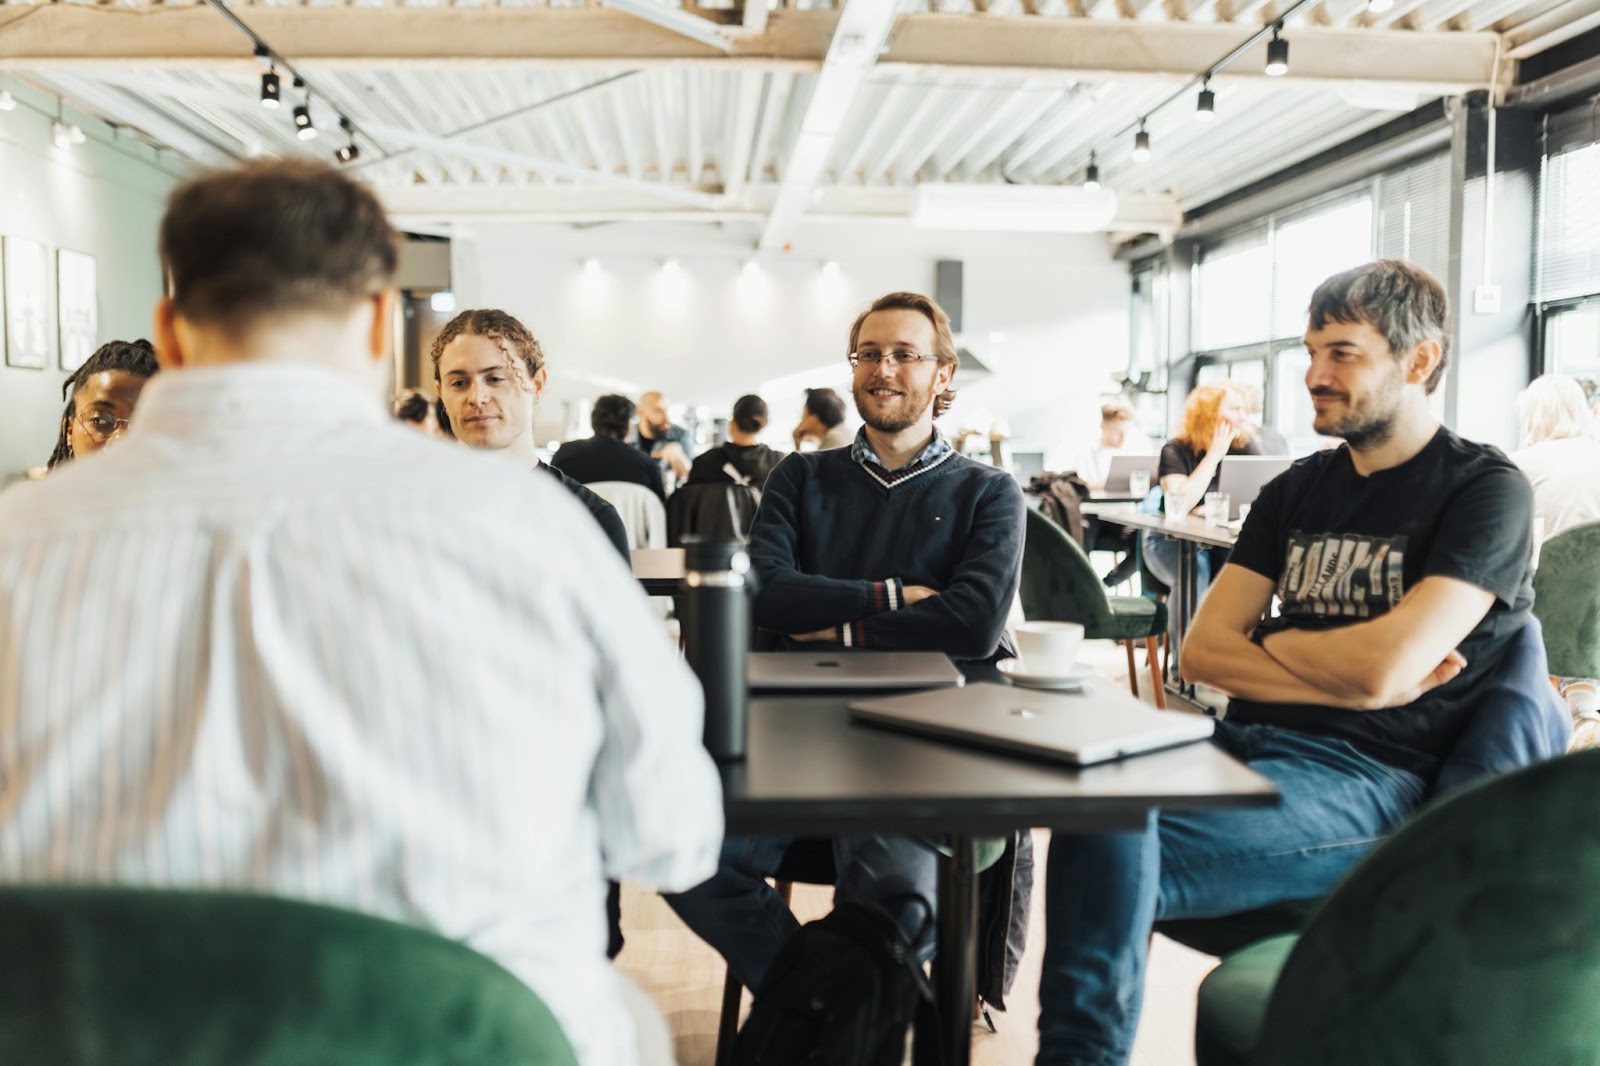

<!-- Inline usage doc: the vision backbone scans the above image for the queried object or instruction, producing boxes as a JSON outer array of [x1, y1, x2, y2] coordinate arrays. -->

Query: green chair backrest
[[1020, 507, 1113, 630], [1250, 749, 1600, 1066], [1532, 519, 1600, 679], [0, 887, 579, 1066]]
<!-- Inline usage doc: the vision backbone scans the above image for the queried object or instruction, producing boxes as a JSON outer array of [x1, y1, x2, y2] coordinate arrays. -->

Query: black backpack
[[732, 896, 937, 1066]]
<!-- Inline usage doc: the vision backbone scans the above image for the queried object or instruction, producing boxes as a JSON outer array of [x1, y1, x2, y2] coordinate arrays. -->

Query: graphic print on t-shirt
[[1278, 531, 1408, 619]]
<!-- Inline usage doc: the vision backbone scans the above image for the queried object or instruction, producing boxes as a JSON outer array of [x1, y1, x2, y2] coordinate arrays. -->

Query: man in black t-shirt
[[1037, 260, 1539, 1065]]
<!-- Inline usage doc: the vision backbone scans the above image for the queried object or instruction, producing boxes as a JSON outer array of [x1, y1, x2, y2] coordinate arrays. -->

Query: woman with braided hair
[[45, 339, 161, 470]]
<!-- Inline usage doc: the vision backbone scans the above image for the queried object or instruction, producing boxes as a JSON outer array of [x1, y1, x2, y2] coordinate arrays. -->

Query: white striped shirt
[[0, 364, 723, 1066]]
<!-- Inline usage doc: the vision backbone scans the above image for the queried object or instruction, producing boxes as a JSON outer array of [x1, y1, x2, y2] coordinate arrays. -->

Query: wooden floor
[[616, 638, 1220, 1066]]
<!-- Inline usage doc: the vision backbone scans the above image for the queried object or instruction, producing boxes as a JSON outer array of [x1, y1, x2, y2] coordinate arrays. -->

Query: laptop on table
[[1099, 455, 1159, 497], [749, 651, 965, 691], [849, 682, 1213, 766], [1216, 456, 1293, 520]]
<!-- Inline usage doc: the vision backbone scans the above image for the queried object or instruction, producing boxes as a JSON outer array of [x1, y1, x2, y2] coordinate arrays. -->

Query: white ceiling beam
[[1505, 0, 1600, 53], [719, 69, 764, 200], [740, 0, 771, 34], [379, 180, 1182, 236], [597, 0, 735, 52], [33, 70, 238, 164], [1, 7, 1496, 90], [938, 82, 1060, 177], [837, 80, 914, 181], [745, 68, 792, 185], [757, 0, 899, 251], [360, 119, 723, 206], [686, 68, 704, 180]]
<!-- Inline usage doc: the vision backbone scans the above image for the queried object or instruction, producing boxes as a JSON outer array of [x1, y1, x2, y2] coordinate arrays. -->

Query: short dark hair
[[1307, 259, 1450, 394], [804, 387, 847, 429], [731, 394, 768, 434], [430, 308, 545, 387], [48, 339, 161, 470], [592, 394, 635, 438], [394, 389, 432, 424], [160, 160, 398, 332], [847, 292, 960, 417], [1100, 400, 1134, 424]]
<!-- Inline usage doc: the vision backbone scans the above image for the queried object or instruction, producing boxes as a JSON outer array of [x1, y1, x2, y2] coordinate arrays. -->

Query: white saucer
[[996, 658, 1091, 691]]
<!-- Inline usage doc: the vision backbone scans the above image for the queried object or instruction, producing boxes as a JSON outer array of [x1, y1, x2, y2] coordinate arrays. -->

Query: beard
[[853, 376, 936, 433], [1312, 365, 1405, 449]]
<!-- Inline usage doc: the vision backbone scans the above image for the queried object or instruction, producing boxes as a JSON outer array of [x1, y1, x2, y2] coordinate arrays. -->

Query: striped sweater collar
[[850, 428, 956, 490]]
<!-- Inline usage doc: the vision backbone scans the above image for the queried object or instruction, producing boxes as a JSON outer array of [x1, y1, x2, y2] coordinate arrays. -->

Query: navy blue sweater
[[748, 449, 1025, 660]]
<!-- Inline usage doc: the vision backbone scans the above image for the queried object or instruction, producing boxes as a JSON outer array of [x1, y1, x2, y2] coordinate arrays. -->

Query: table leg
[[1165, 543, 1192, 696], [916, 835, 978, 1066]]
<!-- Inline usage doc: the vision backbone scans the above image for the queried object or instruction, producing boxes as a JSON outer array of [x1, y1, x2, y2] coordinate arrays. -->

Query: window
[[1547, 303, 1600, 381], [1537, 139, 1600, 304], [1375, 153, 1453, 287], [1271, 197, 1375, 339], [1195, 232, 1271, 352]]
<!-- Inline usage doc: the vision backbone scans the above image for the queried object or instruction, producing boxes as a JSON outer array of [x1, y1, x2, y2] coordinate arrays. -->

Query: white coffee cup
[[1014, 621, 1084, 676]]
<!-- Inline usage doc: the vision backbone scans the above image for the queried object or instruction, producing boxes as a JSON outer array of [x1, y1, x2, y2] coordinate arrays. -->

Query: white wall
[[454, 220, 1128, 456], [0, 77, 180, 479]]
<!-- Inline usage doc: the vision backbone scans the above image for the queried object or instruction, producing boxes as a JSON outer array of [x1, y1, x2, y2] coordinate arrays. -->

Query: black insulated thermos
[[681, 536, 750, 761]]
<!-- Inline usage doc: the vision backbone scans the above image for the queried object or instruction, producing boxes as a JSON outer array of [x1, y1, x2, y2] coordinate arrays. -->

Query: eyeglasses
[[75, 411, 130, 443], [848, 350, 939, 368]]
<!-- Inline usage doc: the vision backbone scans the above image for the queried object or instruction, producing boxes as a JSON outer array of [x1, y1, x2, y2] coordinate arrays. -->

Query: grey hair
[[1306, 259, 1450, 394], [1517, 373, 1592, 447]]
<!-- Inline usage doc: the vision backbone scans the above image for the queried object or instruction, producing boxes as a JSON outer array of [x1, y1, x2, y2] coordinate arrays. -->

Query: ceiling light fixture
[[1266, 26, 1290, 76], [52, 122, 73, 150], [1083, 152, 1101, 193], [0, 91, 16, 112], [335, 116, 359, 163], [1196, 80, 1216, 120], [261, 69, 281, 109], [1132, 123, 1151, 163]]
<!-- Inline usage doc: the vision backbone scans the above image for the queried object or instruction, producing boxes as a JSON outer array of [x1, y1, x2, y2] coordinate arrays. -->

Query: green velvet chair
[[0, 887, 578, 1066], [1021, 507, 1168, 706], [1195, 749, 1600, 1066], [1532, 519, 1600, 681]]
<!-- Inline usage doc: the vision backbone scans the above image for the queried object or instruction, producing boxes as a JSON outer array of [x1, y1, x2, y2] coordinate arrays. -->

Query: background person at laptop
[[1035, 259, 1537, 1065], [1143, 382, 1262, 598], [666, 290, 1025, 992]]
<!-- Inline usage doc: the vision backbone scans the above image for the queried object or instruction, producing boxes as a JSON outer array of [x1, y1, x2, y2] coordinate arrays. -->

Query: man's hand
[[787, 627, 838, 643], [902, 585, 939, 606], [653, 441, 692, 480], [1358, 650, 1467, 710]]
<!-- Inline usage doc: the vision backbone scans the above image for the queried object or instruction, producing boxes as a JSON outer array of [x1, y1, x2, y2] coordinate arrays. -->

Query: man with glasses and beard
[[664, 291, 1024, 994], [1035, 259, 1541, 1065]]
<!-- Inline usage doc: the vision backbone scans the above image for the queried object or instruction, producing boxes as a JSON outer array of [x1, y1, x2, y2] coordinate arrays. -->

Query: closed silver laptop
[[849, 681, 1213, 766], [749, 651, 964, 691]]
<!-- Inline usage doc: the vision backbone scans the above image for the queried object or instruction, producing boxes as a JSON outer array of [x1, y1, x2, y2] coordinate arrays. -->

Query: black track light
[[1132, 123, 1151, 163], [1196, 82, 1215, 120], [1084, 153, 1101, 193], [336, 116, 360, 164], [1266, 27, 1289, 76], [294, 101, 316, 141], [261, 69, 281, 109]]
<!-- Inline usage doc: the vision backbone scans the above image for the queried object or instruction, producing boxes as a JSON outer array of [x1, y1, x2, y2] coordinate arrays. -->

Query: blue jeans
[[1141, 533, 1229, 601], [1035, 722, 1426, 1066], [665, 834, 939, 990]]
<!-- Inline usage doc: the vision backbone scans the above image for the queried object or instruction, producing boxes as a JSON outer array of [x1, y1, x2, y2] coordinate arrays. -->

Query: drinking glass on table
[[1204, 491, 1231, 526], [1128, 469, 1151, 498]]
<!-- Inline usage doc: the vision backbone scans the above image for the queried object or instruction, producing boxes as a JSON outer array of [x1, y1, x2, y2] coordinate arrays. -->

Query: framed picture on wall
[[58, 249, 97, 372], [3, 236, 51, 370]]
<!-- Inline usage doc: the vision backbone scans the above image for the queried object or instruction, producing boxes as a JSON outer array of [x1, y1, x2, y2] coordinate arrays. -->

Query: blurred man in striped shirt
[[0, 160, 722, 1066]]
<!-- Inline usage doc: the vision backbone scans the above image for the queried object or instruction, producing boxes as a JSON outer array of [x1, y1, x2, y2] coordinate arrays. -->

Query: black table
[[722, 676, 1277, 1065]]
